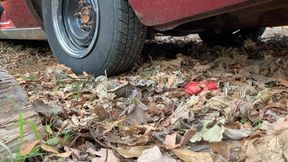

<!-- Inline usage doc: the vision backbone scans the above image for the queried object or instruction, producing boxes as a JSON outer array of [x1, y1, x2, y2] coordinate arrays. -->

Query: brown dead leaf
[[91, 149, 106, 162], [86, 148, 99, 156], [244, 134, 285, 162], [243, 118, 288, 162], [41, 144, 59, 154], [215, 57, 237, 67], [128, 135, 150, 146], [224, 128, 253, 140], [173, 149, 213, 162], [70, 148, 81, 160], [166, 75, 176, 89], [171, 102, 193, 124], [244, 141, 262, 162], [54, 151, 72, 158], [20, 140, 40, 156], [265, 116, 288, 135], [244, 39, 257, 51], [194, 63, 213, 72], [109, 83, 135, 98], [277, 78, 288, 87], [137, 146, 176, 162], [164, 133, 178, 149], [252, 74, 276, 85], [107, 149, 121, 162], [160, 55, 183, 68], [117, 146, 153, 158], [205, 96, 231, 110], [91, 105, 110, 121], [58, 64, 79, 79], [210, 142, 230, 159], [126, 104, 147, 125], [92, 149, 120, 162], [103, 117, 125, 135], [179, 128, 197, 146], [255, 89, 275, 103], [32, 100, 63, 117], [244, 64, 260, 74]]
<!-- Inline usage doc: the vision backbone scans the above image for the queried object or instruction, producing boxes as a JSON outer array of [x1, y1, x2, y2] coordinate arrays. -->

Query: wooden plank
[[0, 67, 43, 159]]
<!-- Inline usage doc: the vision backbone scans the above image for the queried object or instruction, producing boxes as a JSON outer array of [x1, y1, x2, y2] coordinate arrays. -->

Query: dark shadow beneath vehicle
[[139, 31, 288, 67], [0, 40, 51, 53]]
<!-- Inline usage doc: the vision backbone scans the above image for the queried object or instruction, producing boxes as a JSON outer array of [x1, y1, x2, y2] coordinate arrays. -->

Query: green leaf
[[190, 119, 225, 143], [19, 112, 25, 144], [46, 138, 58, 146], [28, 121, 41, 140]]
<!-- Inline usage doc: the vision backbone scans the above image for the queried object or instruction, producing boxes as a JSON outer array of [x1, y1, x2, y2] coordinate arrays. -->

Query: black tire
[[42, 0, 146, 76], [199, 27, 266, 46]]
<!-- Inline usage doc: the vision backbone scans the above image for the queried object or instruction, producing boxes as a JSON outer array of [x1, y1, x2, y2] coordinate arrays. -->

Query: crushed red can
[[183, 81, 218, 95]]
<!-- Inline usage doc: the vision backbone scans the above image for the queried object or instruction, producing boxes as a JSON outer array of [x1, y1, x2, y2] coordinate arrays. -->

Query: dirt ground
[[0, 27, 288, 161]]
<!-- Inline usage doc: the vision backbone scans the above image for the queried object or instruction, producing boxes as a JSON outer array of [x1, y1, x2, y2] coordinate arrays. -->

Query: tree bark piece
[[0, 67, 43, 159]]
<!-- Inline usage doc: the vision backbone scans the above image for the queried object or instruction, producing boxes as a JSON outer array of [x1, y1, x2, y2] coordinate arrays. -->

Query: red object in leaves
[[183, 81, 218, 95], [183, 82, 202, 95], [203, 81, 218, 90]]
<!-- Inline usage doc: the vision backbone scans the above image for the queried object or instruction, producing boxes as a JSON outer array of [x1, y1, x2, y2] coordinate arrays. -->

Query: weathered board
[[0, 67, 42, 159]]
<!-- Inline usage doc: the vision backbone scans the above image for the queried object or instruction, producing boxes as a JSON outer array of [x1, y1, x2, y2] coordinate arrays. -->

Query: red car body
[[129, 0, 263, 27], [1, 0, 38, 28], [0, 0, 287, 39]]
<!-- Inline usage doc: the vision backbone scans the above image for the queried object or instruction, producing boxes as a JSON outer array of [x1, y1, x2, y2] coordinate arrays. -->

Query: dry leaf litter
[[0, 28, 288, 162]]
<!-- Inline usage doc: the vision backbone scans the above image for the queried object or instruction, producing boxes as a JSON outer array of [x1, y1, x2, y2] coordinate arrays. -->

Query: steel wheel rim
[[51, 0, 99, 58]]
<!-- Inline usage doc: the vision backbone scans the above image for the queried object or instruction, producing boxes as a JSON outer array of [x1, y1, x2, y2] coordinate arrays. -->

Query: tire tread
[[107, 0, 146, 75]]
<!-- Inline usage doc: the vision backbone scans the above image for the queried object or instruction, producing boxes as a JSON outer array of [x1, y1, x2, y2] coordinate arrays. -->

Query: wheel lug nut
[[74, 12, 81, 18], [79, 0, 84, 6]]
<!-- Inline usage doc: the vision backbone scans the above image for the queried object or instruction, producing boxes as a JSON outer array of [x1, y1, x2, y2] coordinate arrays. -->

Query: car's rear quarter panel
[[128, 0, 272, 28], [2, 0, 39, 28]]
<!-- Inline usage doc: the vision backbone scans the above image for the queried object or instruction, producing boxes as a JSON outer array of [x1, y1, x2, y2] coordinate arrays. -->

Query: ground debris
[[1, 28, 288, 161]]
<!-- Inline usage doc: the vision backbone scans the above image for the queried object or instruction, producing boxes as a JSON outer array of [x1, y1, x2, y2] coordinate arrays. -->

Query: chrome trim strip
[[0, 27, 46, 40]]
